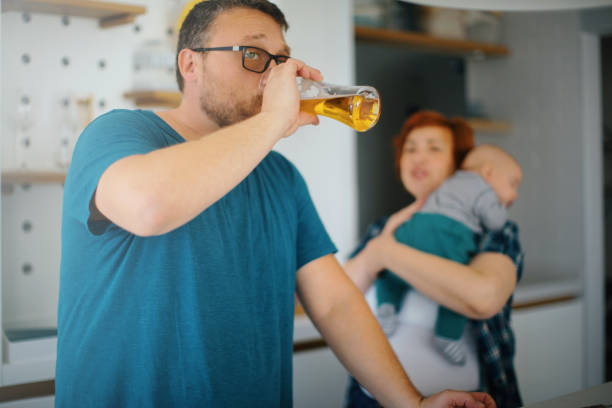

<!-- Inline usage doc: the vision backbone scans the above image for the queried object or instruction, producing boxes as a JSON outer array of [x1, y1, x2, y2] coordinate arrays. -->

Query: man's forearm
[[312, 278, 423, 408], [96, 112, 285, 236]]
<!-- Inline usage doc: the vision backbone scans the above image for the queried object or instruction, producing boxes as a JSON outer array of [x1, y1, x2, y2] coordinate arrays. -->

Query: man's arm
[[296, 254, 496, 408], [95, 112, 285, 236], [297, 254, 422, 407], [95, 60, 321, 236]]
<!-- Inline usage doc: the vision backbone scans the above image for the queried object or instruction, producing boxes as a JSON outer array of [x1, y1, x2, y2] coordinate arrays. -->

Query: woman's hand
[[381, 198, 425, 237], [346, 198, 425, 291], [419, 390, 496, 408]]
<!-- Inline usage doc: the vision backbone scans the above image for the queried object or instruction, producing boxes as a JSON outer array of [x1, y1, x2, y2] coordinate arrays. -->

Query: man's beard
[[199, 90, 263, 128]]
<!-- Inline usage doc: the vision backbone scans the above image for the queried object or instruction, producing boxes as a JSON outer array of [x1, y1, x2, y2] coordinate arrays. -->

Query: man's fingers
[[424, 390, 496, 408], [300, 66, 323, 81], [471, 392, 496, 408], [266, 58, 322, 86], [297, 112, 319, 127], [284, 57, 323, 81]]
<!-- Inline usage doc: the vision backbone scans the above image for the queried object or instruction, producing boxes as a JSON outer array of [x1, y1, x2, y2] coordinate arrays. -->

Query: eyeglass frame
[[189, 45, 290, 73]]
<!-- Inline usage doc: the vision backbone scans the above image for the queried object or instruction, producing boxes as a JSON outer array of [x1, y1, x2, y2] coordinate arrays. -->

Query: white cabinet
[[0, 396, 53, 408], [291, 298, 587, 407], [513, 298, 584, 405], [293, 316, 349, 407], [293, 347, 349, 408]]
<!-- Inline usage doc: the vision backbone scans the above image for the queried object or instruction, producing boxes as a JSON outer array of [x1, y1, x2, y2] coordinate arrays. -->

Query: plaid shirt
[[351, 218, 524, 408]]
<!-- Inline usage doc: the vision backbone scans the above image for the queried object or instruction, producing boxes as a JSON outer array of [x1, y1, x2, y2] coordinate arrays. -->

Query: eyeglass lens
[[242, 47, 288, 73]]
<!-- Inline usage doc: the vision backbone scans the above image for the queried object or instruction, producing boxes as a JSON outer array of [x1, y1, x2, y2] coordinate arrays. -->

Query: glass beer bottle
[[297, 78, 381, 132]]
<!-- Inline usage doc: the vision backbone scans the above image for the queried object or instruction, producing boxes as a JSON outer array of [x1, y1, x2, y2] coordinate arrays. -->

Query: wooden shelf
[[1, 0, 146, 29], [466, 118, 512, 133], [124, 90, 181, 108], [1, 170, 67, 184], [355, 25, 509, 58], [0, 379, 54, 403]]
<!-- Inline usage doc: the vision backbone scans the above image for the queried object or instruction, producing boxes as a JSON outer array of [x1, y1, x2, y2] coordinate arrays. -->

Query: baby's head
[[462, 144, 522, 207]]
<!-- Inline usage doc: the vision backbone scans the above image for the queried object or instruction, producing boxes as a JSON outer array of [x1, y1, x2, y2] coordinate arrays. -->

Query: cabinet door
[[513, 298, 584, 405], [0, 396, 53, 408], [293, 347, 348, 408]]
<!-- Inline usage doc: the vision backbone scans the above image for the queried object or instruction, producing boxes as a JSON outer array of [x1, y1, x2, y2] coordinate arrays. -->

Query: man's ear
[[178, 48, 199, 86]]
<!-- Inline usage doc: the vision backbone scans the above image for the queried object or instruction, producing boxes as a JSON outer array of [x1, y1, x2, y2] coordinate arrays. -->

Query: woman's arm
[[364, 233, 517, 319], [345, 200, 424, 293], [344, 251, 379, 293]]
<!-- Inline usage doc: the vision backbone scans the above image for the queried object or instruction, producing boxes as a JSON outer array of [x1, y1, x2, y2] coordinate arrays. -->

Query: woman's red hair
[[392, 110, 475, 177]]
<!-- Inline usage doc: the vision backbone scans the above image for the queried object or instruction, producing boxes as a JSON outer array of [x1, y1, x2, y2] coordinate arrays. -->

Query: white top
[[360, 286, 480, 397]]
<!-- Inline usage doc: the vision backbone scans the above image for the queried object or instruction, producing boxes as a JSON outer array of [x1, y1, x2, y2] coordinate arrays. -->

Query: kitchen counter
[[524, 381, 612, 408], [512, 276, 582, 308]]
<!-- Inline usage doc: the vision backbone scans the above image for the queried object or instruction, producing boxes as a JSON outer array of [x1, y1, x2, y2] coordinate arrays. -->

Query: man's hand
[[420, 390, 496, 408], [259, 58, 323, 138]]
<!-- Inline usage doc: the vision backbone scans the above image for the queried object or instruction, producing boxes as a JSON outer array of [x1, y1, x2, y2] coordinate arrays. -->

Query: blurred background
[[0, 0, 610, 406]]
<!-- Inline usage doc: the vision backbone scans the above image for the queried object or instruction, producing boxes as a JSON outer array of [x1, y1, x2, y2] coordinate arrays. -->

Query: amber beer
[[296, 79, 381, 132], [300, 94, 380, 132]]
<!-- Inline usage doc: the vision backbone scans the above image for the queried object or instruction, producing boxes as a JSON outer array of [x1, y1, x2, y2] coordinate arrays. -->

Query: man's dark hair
[[175, 0, 289, 92]]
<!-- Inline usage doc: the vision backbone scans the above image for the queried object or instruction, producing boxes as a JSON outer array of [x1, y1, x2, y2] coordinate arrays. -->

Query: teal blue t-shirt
[[56, 110, 336, 407]]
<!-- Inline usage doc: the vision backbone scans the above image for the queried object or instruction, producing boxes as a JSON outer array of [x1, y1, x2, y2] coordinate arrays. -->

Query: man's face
[[196, 8, 290, 128]]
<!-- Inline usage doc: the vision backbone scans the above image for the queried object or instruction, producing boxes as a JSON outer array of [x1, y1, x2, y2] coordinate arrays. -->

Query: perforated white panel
[[0, 0, 181, 331]]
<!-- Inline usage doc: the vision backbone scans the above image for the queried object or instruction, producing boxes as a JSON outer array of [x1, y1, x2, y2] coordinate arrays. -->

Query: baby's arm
[[474, 188, 507, 231]]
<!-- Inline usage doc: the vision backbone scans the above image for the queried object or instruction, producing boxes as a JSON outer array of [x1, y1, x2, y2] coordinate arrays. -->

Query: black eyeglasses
[[190, 45, 290, 73]]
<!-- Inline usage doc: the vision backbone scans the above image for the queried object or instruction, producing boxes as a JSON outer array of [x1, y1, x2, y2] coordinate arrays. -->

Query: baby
[[375, 144, 522, 365]]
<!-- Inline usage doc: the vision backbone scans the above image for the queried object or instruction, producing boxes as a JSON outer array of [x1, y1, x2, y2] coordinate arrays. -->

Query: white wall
[[467, 11, 584, 283], [467, 10, 606, 388], [273, 0, 358, 261], [0, 3, 3, 387]]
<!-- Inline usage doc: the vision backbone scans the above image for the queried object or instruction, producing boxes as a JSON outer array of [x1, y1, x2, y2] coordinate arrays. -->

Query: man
[[56, 1, 495, 407]]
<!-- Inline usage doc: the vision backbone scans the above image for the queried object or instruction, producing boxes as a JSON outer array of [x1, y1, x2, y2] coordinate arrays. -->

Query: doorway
[[602, 34, 612, 382]]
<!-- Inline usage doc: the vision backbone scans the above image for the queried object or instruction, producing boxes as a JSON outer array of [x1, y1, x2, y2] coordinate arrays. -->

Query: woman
[[345, 111, 523, 408]]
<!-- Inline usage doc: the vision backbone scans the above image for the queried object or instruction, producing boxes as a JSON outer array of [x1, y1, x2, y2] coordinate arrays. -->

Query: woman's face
[[399, 125, 455, 199]]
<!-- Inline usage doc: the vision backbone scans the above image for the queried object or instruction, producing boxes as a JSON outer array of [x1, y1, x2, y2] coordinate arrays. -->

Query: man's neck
[[157, 99, 220, 142]]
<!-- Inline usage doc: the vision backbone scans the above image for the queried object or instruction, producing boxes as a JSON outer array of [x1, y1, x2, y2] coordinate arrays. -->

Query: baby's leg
[[433, 306, 468, 365], [375, 271, 409, 336]]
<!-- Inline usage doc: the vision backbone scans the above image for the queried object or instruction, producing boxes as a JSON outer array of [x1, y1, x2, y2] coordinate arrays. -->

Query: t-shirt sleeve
[[63, 110, 165, 235], [473, 186, 508, 231], [289, 163, 337, 270], [478, 221, 524, 283]]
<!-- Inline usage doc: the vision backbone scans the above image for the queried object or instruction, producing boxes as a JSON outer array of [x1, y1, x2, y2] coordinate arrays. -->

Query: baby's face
[[488, 162, 522, 207]]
